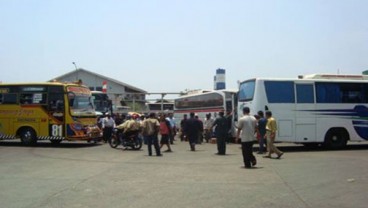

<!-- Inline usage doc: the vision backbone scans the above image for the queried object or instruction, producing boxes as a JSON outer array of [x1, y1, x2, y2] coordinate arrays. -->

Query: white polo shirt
[[237, 115, 257, 142]]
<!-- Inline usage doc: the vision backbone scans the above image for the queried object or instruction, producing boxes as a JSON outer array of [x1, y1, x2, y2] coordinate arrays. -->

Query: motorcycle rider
[[117, 114, 141, 140]]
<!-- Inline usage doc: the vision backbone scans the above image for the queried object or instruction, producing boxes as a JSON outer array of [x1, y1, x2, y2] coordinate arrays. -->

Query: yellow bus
[[0, 82, 101, 145]]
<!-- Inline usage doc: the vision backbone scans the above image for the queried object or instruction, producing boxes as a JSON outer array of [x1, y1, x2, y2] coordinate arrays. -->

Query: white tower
[[214, 68, 226, 90]]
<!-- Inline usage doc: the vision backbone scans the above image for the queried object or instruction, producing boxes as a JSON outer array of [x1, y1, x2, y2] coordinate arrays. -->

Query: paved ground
[[0, 139, 367, 208]]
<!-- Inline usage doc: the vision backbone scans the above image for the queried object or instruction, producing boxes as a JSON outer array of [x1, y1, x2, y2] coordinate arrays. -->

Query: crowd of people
[[97, 108, 284, 169]]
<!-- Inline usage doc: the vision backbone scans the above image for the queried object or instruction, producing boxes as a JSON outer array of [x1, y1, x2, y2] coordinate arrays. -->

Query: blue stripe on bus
[[298, 105, 368, 141]]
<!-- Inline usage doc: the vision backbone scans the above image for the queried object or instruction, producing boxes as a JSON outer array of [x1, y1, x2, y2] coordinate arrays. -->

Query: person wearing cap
[[118, 114, 141, 137]]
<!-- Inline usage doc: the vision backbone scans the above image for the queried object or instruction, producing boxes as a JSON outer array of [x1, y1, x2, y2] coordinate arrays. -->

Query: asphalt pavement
[[0, 139, 367, 208]]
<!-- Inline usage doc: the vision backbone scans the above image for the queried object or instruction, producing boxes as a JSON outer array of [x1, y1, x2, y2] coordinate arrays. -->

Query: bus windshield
[[91, 91, 112, 115], [67, 87, 95, 115], [238, 80, 255, 101]]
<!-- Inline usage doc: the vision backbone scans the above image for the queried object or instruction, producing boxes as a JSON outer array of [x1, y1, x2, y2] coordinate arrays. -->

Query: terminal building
[[50, 68, 147, 111]]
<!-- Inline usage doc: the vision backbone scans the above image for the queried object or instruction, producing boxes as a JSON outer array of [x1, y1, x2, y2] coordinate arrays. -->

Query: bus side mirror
[[265, 105, 269, 111]]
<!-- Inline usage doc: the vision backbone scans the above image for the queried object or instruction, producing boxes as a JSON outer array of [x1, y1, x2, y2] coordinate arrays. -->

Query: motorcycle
[[109, 128, 143, 150]]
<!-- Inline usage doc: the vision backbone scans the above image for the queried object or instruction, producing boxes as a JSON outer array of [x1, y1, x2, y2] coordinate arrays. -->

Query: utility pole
[[72, 62, 78, 80]]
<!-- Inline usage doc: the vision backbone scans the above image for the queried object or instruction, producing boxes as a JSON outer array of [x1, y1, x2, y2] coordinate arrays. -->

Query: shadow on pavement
[[257, 143, 368, 153], [0, 140, 103, 148]]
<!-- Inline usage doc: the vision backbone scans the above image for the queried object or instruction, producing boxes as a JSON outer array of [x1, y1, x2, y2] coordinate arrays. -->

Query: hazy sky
[[1, 0, 367, 98]]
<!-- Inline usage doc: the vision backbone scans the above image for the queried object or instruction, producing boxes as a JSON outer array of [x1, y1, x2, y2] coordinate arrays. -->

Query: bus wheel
[[50, 140, 62, 145], [324, 128, 348, 149], [20, 128, 37, 145]]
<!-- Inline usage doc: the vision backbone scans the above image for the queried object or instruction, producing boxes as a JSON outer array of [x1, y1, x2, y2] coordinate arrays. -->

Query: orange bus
[[0, 82, 101, 145]]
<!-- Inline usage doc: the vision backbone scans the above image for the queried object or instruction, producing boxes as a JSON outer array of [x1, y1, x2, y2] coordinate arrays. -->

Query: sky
[[1, 0, 368, 99]]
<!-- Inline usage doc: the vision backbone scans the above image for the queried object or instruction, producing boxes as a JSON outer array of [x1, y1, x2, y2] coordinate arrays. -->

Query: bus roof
[[240, 74, 368, 83], [178, 89, 238, 98], [91, 91, 106, 94], [299, 74, 368, 80], [0, 81, 87, 87]]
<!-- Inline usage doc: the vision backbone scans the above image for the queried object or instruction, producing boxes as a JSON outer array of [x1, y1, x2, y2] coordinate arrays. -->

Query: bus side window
[[361, 84, 368, 103], [49, 94, 64, 111], [56, 100, 64, 110], [39, 93, 47, 104], [2, 94, 17, 104], [20, 93, 33, 104]]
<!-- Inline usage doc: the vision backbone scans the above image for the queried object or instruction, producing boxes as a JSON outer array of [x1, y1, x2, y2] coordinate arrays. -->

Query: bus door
[[47, 89, 65, 139], [295, 83, 316, 143], [226, 93, 237, 137], [264, 81, 295, 142]]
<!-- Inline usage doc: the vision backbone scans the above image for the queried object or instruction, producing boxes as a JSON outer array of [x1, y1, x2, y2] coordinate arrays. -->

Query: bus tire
[[324, 128, 348, 149], [50, 140, 62, 145], [20, 128, 37, 145]]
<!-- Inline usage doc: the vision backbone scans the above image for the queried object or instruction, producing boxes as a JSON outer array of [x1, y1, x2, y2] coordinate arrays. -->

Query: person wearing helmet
[[118, 114, 141, 136]]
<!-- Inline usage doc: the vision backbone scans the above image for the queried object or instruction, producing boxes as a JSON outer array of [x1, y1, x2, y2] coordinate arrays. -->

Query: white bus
[[237, 74, 368, 149], [91, 91, 112, 116], [174, 90, 238, 136]]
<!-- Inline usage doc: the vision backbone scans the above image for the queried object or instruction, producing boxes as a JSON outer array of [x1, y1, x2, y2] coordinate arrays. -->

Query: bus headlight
[[85, 126, 102, 138]]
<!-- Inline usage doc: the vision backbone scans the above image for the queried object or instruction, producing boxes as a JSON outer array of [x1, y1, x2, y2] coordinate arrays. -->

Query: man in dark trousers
[[185, 112, 201, 151], [236, 107, 257, 169], [257, 111, 267, 154], [142, 113, 162, 157], [180, 114, 188, 141], [212, 111, 230, 155], [102, 113, 115, 143], [225, 110, 233, 143]]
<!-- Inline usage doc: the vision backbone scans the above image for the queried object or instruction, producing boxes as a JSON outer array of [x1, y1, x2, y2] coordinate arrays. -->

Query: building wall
[[55, 70, 147, 109]]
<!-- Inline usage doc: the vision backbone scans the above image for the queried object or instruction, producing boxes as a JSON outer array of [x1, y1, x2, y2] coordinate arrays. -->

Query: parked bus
[[0, 82, 101, 145], [91, 91, 112, 116], [237, 74, 368, 149], [174, 90, 238, 136]]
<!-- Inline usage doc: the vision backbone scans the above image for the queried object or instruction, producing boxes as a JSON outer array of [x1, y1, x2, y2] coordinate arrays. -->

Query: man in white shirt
[[236, 107, 257, 169], [102, 113, 116, 143]]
